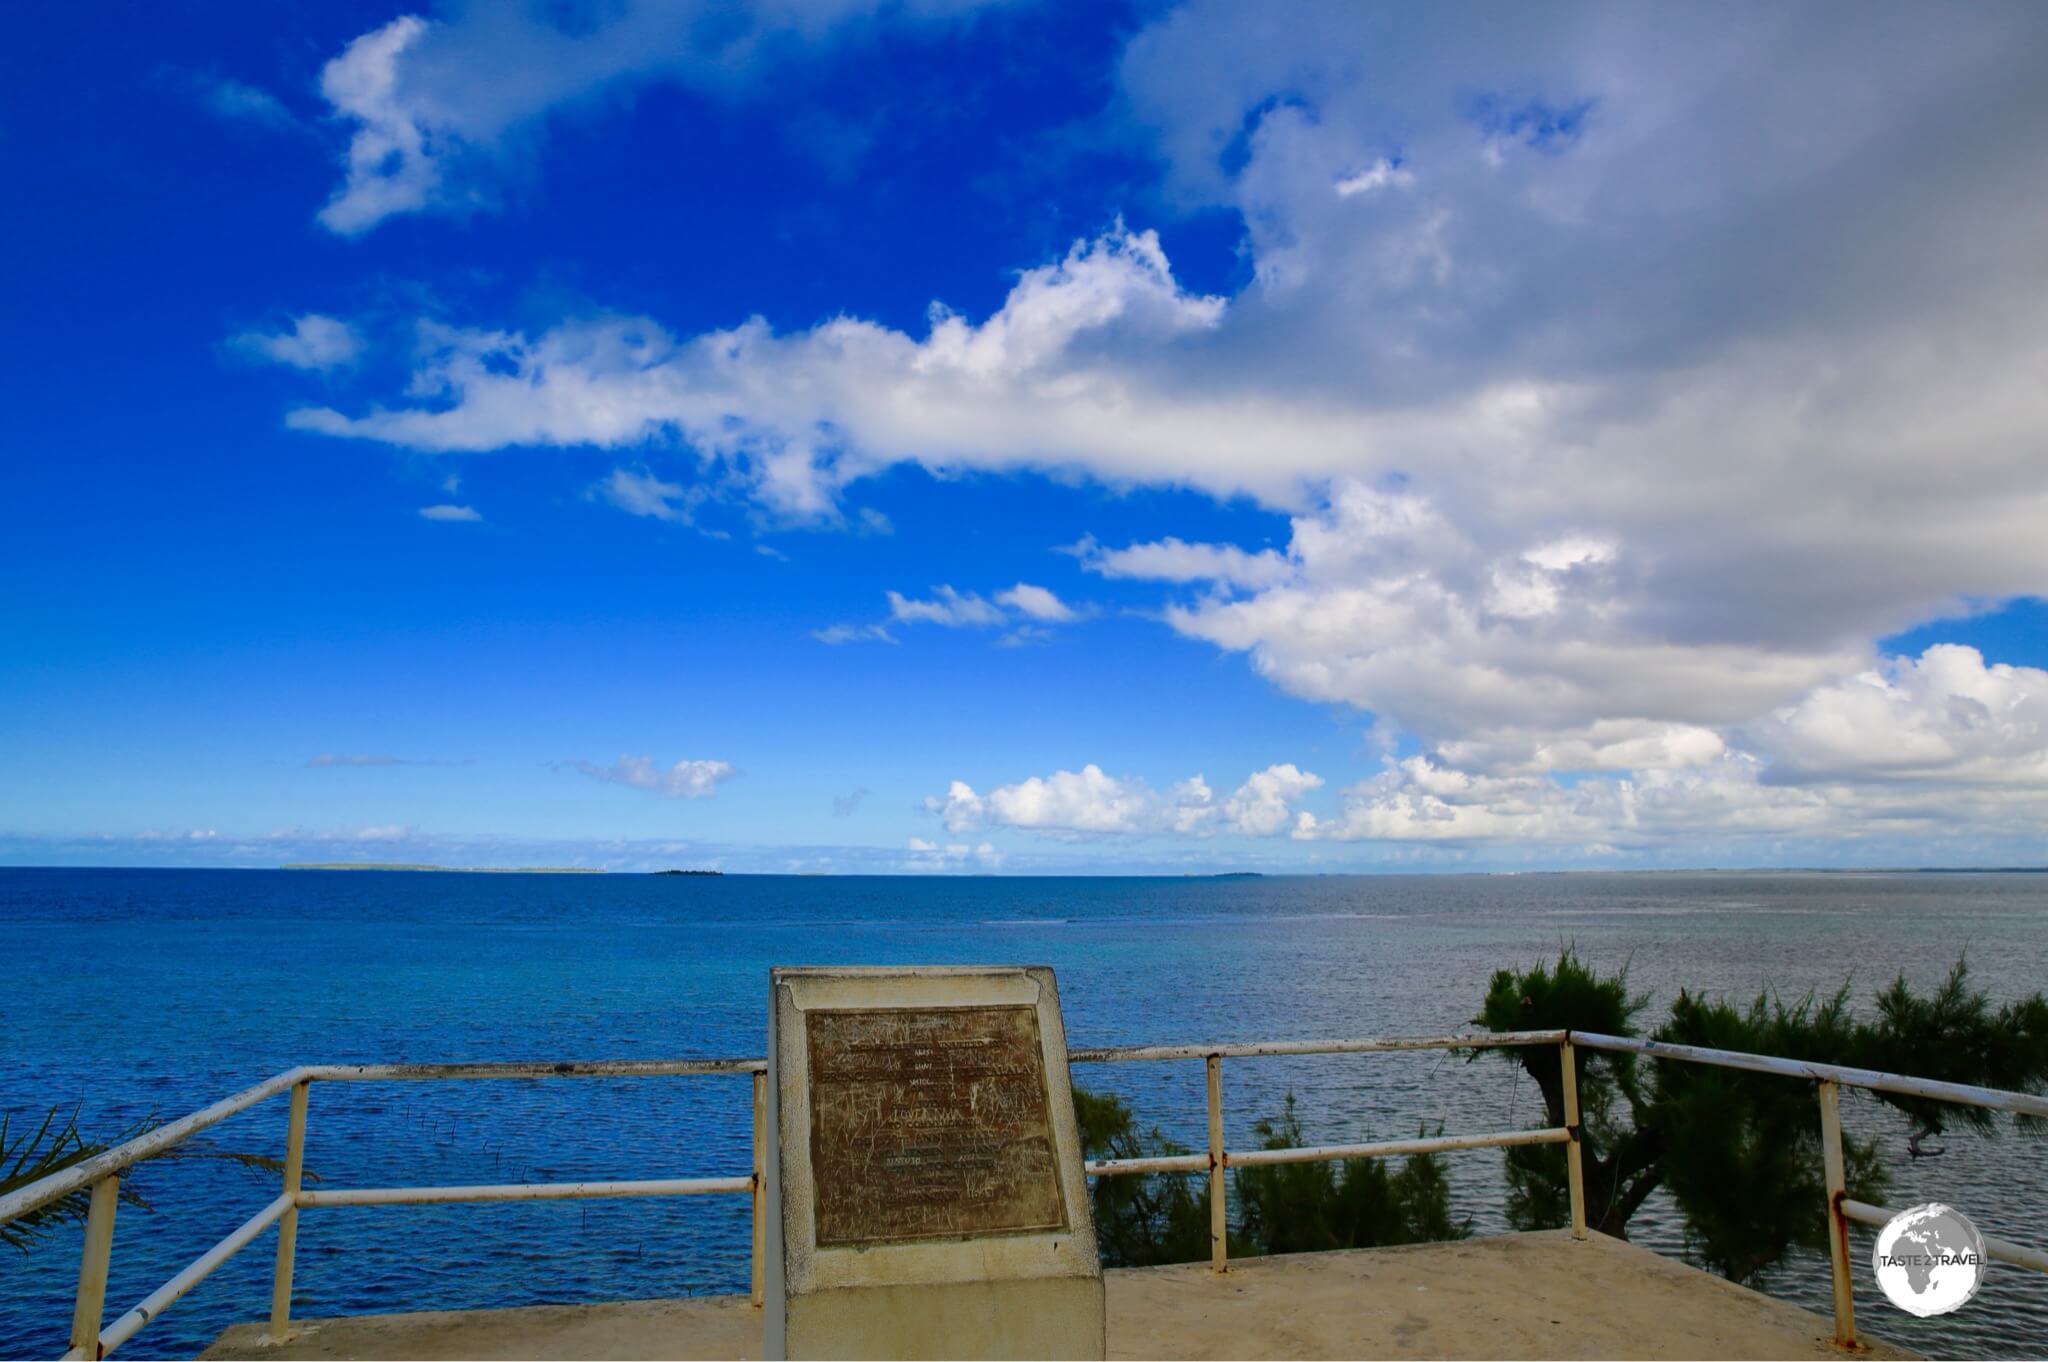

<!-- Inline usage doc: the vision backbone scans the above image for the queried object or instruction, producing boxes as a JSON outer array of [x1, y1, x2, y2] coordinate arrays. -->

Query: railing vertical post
[[1817, 1078, 1856, 1348], [1559, 1037, 1587, 1240], [751, 1069, 767, 1308], [69, 1174, 120, 1359], [268, 1078, 310, 1340], [1206, 1053, 1227, 1273]]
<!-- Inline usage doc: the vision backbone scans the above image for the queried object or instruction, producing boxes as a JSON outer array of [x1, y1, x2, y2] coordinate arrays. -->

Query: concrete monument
[[763, 965, 1104, 1360]]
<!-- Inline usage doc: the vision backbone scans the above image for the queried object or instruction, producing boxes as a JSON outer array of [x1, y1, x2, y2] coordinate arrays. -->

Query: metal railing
[[6, 1029, 2044, 1357]]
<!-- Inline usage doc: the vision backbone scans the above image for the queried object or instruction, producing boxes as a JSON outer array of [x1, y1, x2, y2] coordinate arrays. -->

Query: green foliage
[[1232, 1096, 1471, 1253], [1, 1108, 156, 1251], [2, 1106, 308, 1254], [1480, 950, 1659, 1238], [1475, 950, 2048, 1287], [1653, 986, 1886, 1283], [1857, 959, 2048, 1139], [1070, 1088, 1212, 1267], [1073, 1087, 1468, 1267]]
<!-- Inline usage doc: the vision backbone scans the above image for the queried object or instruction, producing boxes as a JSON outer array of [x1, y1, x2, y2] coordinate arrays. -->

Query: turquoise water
[[3, 868, 2045, 1358]]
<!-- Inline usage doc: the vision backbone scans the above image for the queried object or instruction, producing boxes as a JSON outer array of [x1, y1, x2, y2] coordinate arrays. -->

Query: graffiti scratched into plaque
[[806, 1005, 1068, 1246]]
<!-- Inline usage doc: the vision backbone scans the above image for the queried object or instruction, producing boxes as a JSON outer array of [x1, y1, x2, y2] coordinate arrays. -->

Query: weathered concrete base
[[788, 1276, 1103, 1360], [206, 1231, 1917, 1361]]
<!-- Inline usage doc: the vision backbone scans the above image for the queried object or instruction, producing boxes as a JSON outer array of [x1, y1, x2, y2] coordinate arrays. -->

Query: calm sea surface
[[3, 868, 2045, 1358]]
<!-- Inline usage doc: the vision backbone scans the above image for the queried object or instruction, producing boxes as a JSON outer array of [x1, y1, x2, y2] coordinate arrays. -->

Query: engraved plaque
[[806, 1004, 1068, 1246]]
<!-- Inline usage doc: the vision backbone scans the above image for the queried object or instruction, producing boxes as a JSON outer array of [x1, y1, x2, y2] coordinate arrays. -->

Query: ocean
[[3, 868, 2044, 1358]]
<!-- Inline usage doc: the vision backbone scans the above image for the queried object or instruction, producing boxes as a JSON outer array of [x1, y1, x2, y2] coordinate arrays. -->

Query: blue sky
[[4, 0, 2046, 872]]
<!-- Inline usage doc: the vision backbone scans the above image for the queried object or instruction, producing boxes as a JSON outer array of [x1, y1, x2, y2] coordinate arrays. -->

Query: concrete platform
[[205, 1231, 1913, 1361]]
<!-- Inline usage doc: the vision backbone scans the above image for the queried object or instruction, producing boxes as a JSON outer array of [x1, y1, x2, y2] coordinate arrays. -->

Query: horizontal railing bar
[[1070, 1030, 1566, 1064], [1086, 1154, 1212, 1176], [1571, 1032, 2048, 1118], [303, 1058, 766, 1081], [0, 1068, 310, 1227], [91, 1193, 293, 1358], [1842, 1198, 2048, 1275], [1227, 1126, 1570, 1168], [298, 1176, 753, 1207], [1084, 1127, 1567, 1179]]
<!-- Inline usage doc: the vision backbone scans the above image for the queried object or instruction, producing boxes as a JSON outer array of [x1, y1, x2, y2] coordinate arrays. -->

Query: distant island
[[281, 864, 605, 874], [653, 868, 723, 876]]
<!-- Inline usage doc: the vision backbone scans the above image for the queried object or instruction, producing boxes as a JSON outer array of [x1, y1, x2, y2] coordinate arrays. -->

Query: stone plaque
[[806, 1005, 1067, 1246], [765, 966, 1105, 1360]]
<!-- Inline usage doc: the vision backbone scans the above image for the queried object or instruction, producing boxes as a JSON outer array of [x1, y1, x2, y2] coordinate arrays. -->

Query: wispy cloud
[[418, 504, 481, 522], [565, 755, 737, 798], [309, 2, 1006, 234], [811, 623, 896, 646], [887, 586, 1003, 628], [817, 582, 1086, 646], [593, 468, 700, 524], [231, 315, 362, 372]]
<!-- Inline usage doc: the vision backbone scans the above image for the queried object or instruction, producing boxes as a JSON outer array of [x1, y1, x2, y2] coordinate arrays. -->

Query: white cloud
[[931, 762, 1323, 839], [280, 3, 2048, 855], [286, 227, 1228, 518], [812, 622, 896, 645], [568, 755, 737, 798], [904, 836, 1004, 872], [1333, 157, 1412, 198], [1072, 534, 1292, 591], [994, 583, 1077, 622], [418, 504, 480, 522], [888, 586, 1004, 628], [1748, 646, 2048, 786], [232, 315, 363, 371], [594, 468, 699, 524], [313, 2, 1005, 234], [1220, 763, 1324, 835], [1156, 480, 1868, 768]]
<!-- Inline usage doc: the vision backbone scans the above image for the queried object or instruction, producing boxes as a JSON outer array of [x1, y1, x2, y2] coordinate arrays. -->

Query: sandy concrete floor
[[206, 1231, 1914, 1361]]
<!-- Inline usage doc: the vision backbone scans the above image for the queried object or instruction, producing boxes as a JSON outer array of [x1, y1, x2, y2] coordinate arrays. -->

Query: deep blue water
[[3, 869, 2045, 1359]]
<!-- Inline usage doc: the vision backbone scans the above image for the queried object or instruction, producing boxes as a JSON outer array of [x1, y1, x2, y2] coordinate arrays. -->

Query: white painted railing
[[6, 1029, 2043, 1356]]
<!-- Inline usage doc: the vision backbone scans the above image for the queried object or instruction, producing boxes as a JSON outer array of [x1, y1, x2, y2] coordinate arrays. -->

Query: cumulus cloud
[[567, 755, 737, 798], [286, 227, 1227, 517], [232, 315, 362, 371], [888, 586, 1004, 628], [313, 2, 1004, 234], [995, 583, 1078, 622], [930, 763, 1323, 838], [1748, 646, 2048, 786], [278, 3, 2048, 854]]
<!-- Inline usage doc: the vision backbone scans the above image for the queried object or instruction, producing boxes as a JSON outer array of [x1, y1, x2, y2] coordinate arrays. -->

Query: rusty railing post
[[1817, 1078, 1856, 1347], [69, 1174, 120, 1359], [1560, 1037, 1586, 1240], [751, 1069, 767, 1308], [268, 1079, 311, 1339], [1206, 1054, 1227, 1273]]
